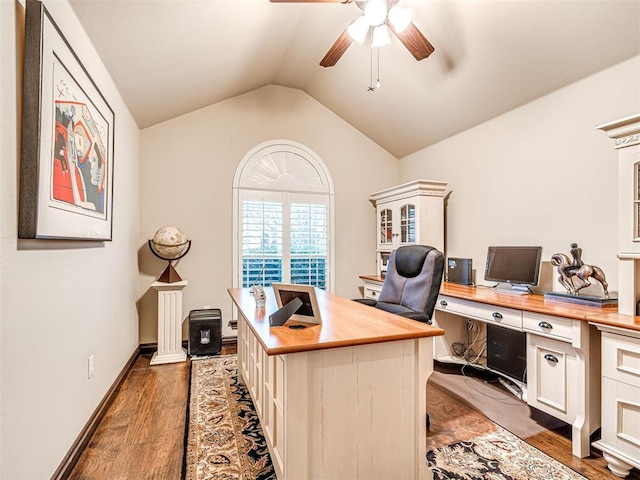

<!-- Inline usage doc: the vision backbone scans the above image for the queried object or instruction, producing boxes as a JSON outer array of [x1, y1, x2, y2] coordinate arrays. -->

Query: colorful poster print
[[51, 57, 110, 219]]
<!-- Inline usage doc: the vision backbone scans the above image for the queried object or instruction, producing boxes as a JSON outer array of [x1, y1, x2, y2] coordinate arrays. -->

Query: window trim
[[232, 140, 335, 293]]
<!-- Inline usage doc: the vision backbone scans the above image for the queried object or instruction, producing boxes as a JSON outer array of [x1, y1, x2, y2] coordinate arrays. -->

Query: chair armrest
[[353, 298, 377, 307], [397, 311, 432, 324]]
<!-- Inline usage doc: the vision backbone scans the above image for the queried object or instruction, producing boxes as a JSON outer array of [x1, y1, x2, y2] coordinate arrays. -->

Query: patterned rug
[[185, 355, 276, 480], [427, 423, 587, 480], [186, 355, 586, 480]]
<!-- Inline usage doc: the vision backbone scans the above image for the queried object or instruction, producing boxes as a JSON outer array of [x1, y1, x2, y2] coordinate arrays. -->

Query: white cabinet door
[[377, 204, 395, 250], [527, 333, 576, 423], [601, 377, 640, 458], [376, 200, 417, 250]]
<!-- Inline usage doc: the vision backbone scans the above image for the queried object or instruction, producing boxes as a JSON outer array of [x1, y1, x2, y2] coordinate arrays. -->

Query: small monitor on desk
[[484, 246, 542, 294]]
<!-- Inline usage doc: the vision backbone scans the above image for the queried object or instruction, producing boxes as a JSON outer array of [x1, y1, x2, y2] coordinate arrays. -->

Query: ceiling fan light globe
[[348, 15, 370, 43], [364, 0, 388, 26], [388, 5, 411, 33], [371, 24, 391, 47]]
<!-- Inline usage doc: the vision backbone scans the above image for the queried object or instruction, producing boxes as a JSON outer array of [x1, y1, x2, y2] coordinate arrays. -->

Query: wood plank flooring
[[70, 345, 639, 479], [68, 351, 199, 480]]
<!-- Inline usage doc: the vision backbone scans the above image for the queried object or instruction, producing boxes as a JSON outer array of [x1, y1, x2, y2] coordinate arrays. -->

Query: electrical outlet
[[88, 355, 95, 379]]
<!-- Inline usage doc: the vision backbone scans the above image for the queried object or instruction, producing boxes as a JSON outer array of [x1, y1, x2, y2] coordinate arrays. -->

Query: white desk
[[433, 282, 605, 459], [228, 287, 444, 480]]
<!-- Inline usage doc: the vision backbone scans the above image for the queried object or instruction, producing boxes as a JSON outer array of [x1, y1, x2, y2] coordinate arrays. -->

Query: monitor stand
[[493, 283, 532, 295]]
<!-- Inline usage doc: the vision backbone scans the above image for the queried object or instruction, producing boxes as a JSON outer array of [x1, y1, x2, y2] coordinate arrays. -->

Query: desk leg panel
[[283, 339, 433, 480], [572, 322, 602, 458]]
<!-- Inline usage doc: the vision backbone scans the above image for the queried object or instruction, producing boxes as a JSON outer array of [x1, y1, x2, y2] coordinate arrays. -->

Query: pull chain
[[368, 45, 381, 92]]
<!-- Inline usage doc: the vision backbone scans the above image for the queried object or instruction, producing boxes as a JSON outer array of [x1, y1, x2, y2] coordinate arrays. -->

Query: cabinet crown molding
[[596, 114, 640, 148], [369, 179, 448, 204]]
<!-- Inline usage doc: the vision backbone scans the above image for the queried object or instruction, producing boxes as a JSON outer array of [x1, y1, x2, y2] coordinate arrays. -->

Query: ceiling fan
[[270, 0, 435, 67]]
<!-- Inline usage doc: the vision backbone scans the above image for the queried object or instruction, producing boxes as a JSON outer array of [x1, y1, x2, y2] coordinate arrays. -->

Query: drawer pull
[[440, 300, 448, 307], [492, 312, 503, 320], [544, 354, 559, 363], [538, 321, 553, 330], [371, 291, 377, 297]]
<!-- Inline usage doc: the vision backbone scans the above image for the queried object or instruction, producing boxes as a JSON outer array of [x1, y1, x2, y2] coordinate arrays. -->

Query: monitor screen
[[484, 246, 542, 286]]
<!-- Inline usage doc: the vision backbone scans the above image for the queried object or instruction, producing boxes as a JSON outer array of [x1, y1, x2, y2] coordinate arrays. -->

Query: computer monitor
[[484, 246, 542, 294]]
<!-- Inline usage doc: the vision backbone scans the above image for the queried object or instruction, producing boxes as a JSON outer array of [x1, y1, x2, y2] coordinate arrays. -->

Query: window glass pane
[[380, 208, 392, 244], [400, 204, 415, 243], [242, 200, 283, 287], [290, 203, 327, 289]]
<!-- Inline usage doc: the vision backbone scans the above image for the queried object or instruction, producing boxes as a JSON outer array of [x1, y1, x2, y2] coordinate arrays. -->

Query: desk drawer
[[523, 312, 573, 342], [602, 331, 640, 388], [363, 283, 383, 300], [436, 295, 523, 330]]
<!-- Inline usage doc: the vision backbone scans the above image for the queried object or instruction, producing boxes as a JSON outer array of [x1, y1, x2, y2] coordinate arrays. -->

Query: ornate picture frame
[[19, 0, 115, 240]]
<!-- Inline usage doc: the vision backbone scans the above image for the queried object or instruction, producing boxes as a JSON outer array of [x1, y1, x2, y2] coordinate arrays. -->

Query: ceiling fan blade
[[270, 0, 352, 3], [390, 21, 435, 61], [320, 29, 353, 67]]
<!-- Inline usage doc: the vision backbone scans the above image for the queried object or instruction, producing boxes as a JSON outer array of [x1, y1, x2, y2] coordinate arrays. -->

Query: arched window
[[233, 140, 335, 291]]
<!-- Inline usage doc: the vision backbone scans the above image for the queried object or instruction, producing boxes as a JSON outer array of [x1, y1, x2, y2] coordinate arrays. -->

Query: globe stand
[[158, 262, 182, 283], [148, 239, 191, 283]]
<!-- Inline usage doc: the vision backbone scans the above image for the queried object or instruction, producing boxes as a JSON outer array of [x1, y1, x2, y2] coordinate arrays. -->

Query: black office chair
[[357, 245, 445, 324]]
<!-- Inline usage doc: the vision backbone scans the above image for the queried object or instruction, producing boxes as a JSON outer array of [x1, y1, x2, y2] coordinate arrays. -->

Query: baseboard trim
[[140, 337, 237, 356], [50, 346, 140, 480]]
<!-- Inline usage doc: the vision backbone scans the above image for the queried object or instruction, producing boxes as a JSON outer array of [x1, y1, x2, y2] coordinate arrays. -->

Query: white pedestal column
[[150, 280, 188, 365]]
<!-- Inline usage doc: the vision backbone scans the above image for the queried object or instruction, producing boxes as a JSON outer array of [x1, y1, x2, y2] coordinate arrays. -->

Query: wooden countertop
[[438, 282, 640, 332], [585, 312, 640, 332], [228, 287, 445, 356], [359, 275, 385, 283]]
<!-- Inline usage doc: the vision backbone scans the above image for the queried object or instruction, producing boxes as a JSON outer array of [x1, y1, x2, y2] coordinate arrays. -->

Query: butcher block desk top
[[439, 282, 640, 332], [228, 287, 444, 356]]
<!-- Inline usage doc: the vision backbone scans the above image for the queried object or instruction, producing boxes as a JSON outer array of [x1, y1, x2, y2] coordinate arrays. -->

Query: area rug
[[185, 355, 276, 480], [427, 423, 587, 480], [186, 355, 586, 480]]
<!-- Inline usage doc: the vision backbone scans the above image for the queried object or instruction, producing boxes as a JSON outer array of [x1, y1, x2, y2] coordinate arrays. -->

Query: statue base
[[544, 291, 618, 308]]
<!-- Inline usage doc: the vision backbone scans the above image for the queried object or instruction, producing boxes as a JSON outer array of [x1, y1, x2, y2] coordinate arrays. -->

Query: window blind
[[241, 196, 328, 289]]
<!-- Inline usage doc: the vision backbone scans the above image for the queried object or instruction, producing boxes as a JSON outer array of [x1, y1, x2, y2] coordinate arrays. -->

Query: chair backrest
[[377, 245, 444, 319]]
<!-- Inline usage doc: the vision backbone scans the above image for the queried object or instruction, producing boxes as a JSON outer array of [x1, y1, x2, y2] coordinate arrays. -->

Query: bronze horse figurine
[[550, 253, 610, 299]]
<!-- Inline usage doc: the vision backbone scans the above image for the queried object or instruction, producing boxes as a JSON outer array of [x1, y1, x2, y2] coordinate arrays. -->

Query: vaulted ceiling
[[70, 0, 640, 158]]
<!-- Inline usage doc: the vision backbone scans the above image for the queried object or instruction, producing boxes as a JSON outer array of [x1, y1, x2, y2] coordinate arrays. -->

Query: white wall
[[0, 1, 140, 478], [400, 56, 640, 295], [139, 85, 399, 342]]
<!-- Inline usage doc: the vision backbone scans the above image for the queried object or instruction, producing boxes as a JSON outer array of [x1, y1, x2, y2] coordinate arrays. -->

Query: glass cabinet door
[[379, 208, 393, 245], [400, 204, 415, 243]]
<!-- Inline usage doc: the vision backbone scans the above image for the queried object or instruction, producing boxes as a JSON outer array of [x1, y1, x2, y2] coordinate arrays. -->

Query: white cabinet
[[597, 114, 640, 315], [592, 325, 640, 478], [369, 180, 447, 277]]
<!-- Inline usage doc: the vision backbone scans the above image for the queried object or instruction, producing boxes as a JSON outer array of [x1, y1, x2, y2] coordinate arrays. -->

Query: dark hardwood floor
[[69, 345, 638, 479]]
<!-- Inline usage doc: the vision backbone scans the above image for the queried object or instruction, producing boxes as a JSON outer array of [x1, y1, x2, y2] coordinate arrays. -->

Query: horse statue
[[550, 249, 610, 299]]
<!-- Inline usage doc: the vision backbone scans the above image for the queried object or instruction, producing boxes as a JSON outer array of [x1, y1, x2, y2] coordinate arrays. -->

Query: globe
[[149, 226, 191, 261]]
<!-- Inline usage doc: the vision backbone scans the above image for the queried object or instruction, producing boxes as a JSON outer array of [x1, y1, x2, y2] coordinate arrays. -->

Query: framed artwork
[[19, 0, 115, 240], [271, 283, 323, 325]]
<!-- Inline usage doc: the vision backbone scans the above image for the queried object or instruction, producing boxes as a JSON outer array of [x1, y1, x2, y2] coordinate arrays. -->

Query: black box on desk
[[447, 258, 473, 285], [188, 308, 222, 356]]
